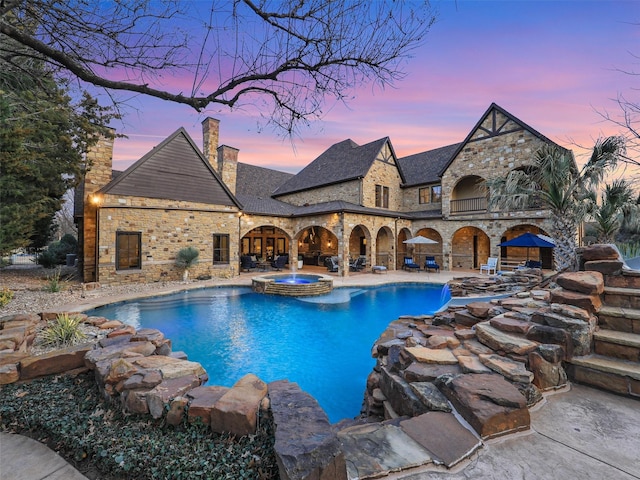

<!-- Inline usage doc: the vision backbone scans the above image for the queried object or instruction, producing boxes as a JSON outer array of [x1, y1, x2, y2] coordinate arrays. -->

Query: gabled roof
[[272, 137, 393, 197], [397, 143, 462, 188], [98, 128, 240, 208], [437, 103, 562, 177]]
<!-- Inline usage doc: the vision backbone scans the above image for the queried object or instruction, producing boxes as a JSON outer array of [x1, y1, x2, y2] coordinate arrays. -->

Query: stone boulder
[[579, 244, 619, 261], [211, 373, 268, 436], [466, 302, 493, 319], [549, 288, 602, 314], [475, 322, 538, 356], [186, 385, 229, 425], [528, 351, 567, 390], [20, 343, 93, 379], [438, 373, 530, 439], [269, 379, 346, 480], [556, 271, 604, 295]]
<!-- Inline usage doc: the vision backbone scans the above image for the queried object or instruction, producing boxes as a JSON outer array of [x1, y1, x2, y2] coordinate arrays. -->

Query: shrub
[[44, 268, 63, 292], [37, 250, 58, 269], [175, 246, 199, 269], [39, 313, 86, 348], [47, 235, 78, 264], [0, 287, 13, 307]]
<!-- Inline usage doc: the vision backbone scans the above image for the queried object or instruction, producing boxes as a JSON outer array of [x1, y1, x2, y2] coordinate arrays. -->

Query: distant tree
[[0, 37, 117, 255], [585, 179, 640, 243], [487, 137, 626, 271], [0, 0, 435, 134]]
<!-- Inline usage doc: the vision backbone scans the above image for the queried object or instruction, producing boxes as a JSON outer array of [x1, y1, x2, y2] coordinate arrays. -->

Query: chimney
[[202, 117, 220, 171], [84, 128, 115, 198], [217, 145, 239, 195]]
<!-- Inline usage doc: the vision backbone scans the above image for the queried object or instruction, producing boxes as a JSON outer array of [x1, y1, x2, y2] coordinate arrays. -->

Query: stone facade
[[80, 104, 559, 284]]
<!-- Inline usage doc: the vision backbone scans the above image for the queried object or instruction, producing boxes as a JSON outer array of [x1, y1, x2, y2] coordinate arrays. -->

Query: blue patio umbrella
[[498, 232, 555, 261]]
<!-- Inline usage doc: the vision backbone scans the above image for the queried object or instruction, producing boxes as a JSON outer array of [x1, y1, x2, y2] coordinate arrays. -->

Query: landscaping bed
[[0, 373, 279, 479]]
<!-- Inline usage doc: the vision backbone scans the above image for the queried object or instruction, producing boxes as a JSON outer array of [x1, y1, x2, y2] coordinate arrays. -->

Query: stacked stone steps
[[567, 269, 640, 399]]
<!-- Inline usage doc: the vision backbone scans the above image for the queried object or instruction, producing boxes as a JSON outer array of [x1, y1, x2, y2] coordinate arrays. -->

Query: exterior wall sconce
[[90, 194, 103, 206]]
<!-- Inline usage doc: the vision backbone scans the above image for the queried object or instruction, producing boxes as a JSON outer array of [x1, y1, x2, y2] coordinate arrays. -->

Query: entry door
[[359, 237, 366, 256]]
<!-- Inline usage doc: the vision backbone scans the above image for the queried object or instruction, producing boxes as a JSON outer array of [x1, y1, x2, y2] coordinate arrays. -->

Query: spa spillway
[[251, 273, 333, 296]]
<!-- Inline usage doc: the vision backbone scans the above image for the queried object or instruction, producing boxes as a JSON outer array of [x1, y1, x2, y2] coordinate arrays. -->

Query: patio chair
[[424, 256, 440, 273], [524, 260, 542, 269], [271, 254, 288, 271], [349, 256, 365, 272], [403, 256, 420, 272], [325, 256, 339, 272], [240, 255, 257, 272], [480, 257, 498, 275]]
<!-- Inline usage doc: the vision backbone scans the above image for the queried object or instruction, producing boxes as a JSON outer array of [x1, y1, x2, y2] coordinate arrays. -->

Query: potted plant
[[176, 246, 199, 282]]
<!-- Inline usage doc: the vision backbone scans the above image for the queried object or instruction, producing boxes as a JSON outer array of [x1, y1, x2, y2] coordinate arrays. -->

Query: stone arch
[[240, 224, 290, 261], [500, 224, 553, 269], [396, 227, 412, 269], [348, 224, 371, 262], [451, 226, 490, 270], [451, 175, 487, 214], [415, 227, 443, 266], [294, 225, 339, 267], [374, 226, 394, 268]]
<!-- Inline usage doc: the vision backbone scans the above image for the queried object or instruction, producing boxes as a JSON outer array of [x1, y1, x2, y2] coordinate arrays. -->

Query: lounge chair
[[424, 256, 440, 272], [325, 256, 339, 272], [523, 260, 542, 269], [271, 254, 288, 271], [480, 257, 498, 275], [240, 255, 257, 272], [403, 256, 420, 272], [349, 256, 365, 272]]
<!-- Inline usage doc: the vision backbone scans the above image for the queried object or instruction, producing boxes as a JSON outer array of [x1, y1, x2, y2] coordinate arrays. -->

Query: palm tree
[[487, 136, 625, 271], [586, 179, 639, 243]]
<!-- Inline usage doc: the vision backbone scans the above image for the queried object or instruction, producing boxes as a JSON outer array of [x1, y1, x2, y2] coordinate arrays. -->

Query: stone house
[[76, 103, 562, 284]]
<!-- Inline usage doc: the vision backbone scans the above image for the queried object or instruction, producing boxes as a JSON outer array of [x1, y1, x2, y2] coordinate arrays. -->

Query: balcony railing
[[450, 196, 487, 214]]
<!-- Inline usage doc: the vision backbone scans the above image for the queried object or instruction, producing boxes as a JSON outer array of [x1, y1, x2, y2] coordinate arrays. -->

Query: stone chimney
[[202, 117, 220, 170], [82, 128, 115, 283], [217, 145, 239, 195], [84, 129, 115, 198]]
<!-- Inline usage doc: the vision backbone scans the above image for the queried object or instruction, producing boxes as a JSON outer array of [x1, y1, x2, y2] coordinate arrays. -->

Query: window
[[116, 232, 141, 270], [213, 234, 230, 264], [431, 185, 442, 203], [419, 185, 442, 204], [375, 185, 389, 208]]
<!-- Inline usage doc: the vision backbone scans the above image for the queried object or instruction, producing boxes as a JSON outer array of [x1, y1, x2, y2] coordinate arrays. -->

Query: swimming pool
[[88, 283, 451, 422]]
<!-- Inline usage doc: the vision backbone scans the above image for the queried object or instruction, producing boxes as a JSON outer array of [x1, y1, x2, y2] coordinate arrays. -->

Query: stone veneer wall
[[97, 195, 239, 284], [361, 151, 403, 211], [275, 179, 361, 206], [440, 112, 543, 219]]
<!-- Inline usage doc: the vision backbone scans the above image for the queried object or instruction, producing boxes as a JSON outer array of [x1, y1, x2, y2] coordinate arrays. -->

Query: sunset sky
[[108, 0, 639, 174]]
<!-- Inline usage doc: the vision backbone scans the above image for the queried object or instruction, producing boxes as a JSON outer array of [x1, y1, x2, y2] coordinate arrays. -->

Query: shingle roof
[[272, 137, 389, 197], [397, 143, 462, 187], [236, 163, 293, 198], [99, 128, 240, 207]]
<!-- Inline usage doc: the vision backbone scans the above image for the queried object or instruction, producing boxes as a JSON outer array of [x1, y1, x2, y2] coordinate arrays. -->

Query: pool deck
[[58, 266, 480, 313], [2, 383, 638, 479]]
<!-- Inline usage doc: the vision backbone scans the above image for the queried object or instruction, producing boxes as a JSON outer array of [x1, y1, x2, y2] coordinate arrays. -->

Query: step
[[605, 270, 640, 289], [597, 306, 640, 333], [566, 355, 640, 398], [593, 330, 640, 361], [603, 286, 640, 309]]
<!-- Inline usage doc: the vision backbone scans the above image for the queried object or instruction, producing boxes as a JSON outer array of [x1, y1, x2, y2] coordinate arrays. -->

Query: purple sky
[[108, 0, 639, 174]]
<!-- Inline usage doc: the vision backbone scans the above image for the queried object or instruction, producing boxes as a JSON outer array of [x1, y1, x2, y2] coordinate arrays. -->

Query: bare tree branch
[[1, 0, 436, 134]]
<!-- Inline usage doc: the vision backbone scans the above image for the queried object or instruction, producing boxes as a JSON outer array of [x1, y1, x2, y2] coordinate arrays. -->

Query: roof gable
[[438, 103, 561, 176], [100, 128, 239, 207], [272, 137, 393, 197]]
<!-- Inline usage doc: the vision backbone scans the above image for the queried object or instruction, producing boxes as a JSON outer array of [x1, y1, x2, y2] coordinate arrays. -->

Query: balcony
[[450, 196, 487, 214]]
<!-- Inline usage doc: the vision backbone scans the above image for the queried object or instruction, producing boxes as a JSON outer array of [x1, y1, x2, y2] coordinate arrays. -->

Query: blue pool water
[[88, 283, 451, 422]]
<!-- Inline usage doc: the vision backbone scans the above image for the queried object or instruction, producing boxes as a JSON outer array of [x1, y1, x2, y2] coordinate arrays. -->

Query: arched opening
[[375, 226, 393, 267], [415, 227, 443, 266], [450, 175, 487, 215], [500, 224, 554, 269], [348, 225, 371, 268], [296, 226, 338, 267], [241, 225, 289, 261], [451, 226, 489, 270], [396, 227, 411, 269]]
